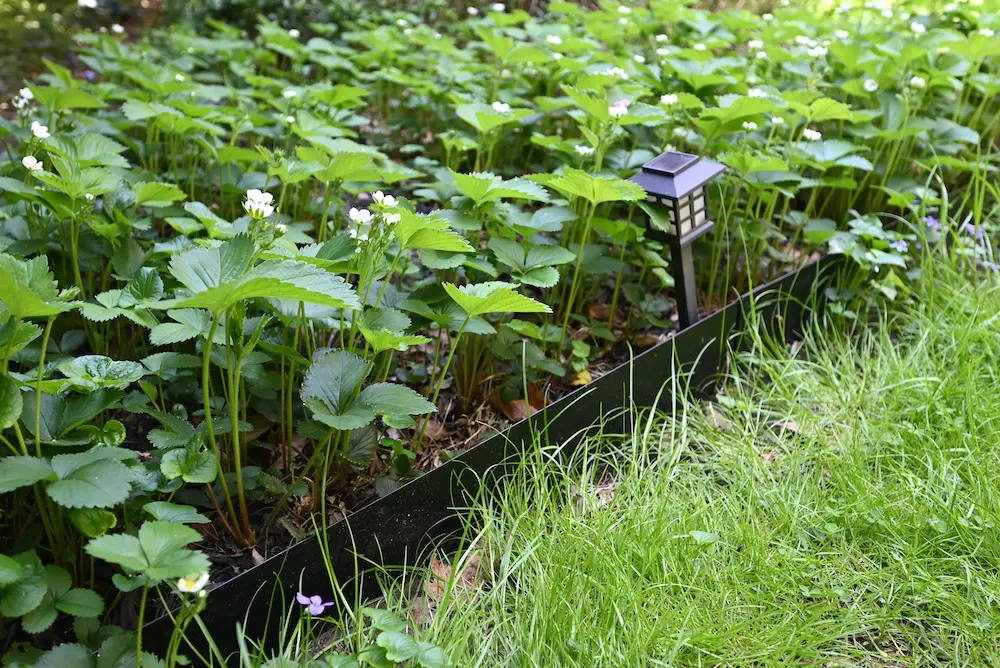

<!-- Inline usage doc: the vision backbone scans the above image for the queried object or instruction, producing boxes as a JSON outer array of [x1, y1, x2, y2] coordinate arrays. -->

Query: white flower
[[289, 28, 300, 38], [747, 88, 766, 98], [694, 43, 707, 51], [742, 121, 758, 131], [863, 78, 879, 92], [618, 5, 631, 13], [552, 52, 563, 61], [12, 97, 28, 110], [575, 144, 595, 156], [112, 23, 125, 34], [604, 66, 629, 79], [835, 29, 849, 40], [395, 19, 408, 26], [802, 128, 822, 141], [672, 127, 687, 138], [467, 6, 479, 15], [937, 46, 951, 54], [910, 21, 926, 33], [807, 45, 828, 58], [770, 116, 785, 125], [276, 223, 288, 234], [755, 51, 768, 60], [78, 0, 98, 7], [19, 87, 33, 101], [546, 35, 562, 45], [385, 213, 401, 225], [881, 8, 893, 18], [748, 39, 764, 49], [663, 143, 677, 152], [618, 17, 629, 25], [348, 228, 358, 239], [655, 33, 668, 42], [491, 100, 511, 113], [633, 54, 645, 64], [177, 573, 209, 594], [980, 28, 995, 37], [909, 75, 926, 89], [660, 93, 679, 105], [244, 189, 275, 218], [21, 155, 42, 172], [349, 207, 373, 225], [282, 89, 297, 99], [285, 115, 295, 123], [175, 73, 186, 82], [657, 47, 671, 56], [30, 122, 50, 139], [608, 105, 628, 118], [943, 2, 958, 10], [84, 193, 94, 201], [492, 2, 505, 11], [25, 20, 41, 29], [372, 191, 398, 207], [762, 12, 774, 20], [794, 36, 815, 47]]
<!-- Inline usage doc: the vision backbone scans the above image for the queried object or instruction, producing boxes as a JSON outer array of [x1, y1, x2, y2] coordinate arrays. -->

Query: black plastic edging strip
[[144, 255, 844, 660]]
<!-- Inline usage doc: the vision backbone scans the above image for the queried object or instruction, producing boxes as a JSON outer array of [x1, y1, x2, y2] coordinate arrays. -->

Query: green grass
[[412, 259, 1000, 666]]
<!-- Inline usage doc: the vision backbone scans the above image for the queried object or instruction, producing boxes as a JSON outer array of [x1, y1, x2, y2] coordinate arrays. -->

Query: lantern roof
[[629, 151, 726, 199]]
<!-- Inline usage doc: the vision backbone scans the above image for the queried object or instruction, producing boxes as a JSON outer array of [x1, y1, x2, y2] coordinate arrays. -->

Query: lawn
[[386, 255, 1000, 666]]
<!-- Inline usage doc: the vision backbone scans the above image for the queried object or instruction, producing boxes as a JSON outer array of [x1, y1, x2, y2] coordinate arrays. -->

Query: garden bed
[[142, 253, 846, 657]]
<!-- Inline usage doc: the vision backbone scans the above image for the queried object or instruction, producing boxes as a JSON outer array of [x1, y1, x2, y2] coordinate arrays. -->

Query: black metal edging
[[144, 255, 845, 659]]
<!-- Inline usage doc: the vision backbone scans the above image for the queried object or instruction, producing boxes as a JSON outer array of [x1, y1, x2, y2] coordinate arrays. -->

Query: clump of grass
[[415, 258, 1000, 666]]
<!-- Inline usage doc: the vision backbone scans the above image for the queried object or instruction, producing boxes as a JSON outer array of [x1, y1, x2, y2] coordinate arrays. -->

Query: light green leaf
[[160, 448, 218, 484], [529, 168, 644, 206], [85, 521, 209, 583], [0, 456, 55, 493], [0, 375, 23, 430], [376, 631, 419, 662], [443, 282, 551, 317], [59, 355, 146, 391], [143, 502, 209, 524], [0, 254, 72, 320], [301, 350, 371, 414], [55, 588, 104, 618], [47, 453, 132, 509], [68, 508, 118, 538], [358, 383, 436, 417], [35, 643, 95, 668], [133, 182, 186, 208]]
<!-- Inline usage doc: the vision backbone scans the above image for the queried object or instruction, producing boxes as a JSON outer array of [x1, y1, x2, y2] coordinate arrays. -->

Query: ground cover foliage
[[0, 0, 998, 664]]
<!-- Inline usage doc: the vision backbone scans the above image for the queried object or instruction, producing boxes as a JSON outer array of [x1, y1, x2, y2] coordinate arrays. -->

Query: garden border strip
[[144, 255, 845, 658]]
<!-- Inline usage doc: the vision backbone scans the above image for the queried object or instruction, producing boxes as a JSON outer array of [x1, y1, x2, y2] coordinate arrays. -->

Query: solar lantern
[[630, 151, 726, 329]]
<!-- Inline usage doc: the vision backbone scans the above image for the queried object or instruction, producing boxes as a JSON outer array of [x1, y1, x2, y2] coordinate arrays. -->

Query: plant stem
[[136, 585, 149, 668], [34, 316, 55, 458], [201, 313, 242, 546]]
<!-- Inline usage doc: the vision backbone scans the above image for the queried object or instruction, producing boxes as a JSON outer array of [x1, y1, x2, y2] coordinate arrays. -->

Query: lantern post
[[630, 151, 727, 329]]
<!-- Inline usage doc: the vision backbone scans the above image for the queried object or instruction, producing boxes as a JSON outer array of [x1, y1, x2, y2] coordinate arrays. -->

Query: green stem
[[415, 318, 469, 452], [34, 316, 55, 458], [202, 314, 242, 545], [136, 585, 149, 668]]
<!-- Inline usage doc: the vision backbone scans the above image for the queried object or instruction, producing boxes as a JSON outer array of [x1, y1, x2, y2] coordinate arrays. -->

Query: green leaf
[[133, 182, 186, 208], [35, 643, 95, 668], [45, 134, 128, 169], [376, 631, 419, 662], [55, 588, 104, 618], [86, 521, 209, 583], [68, 508, 118, 538], [143, 502, 209, 524], [0, 456, 55, 493], [0, 254, 72, 320], [59, 355, 146, 391], [0, 554, 22, 585], [301, 351, 371, 414], [529, 169, 644, 206], [358, 384, 436, 417], [164, 234, 359, 313], [443, 282, 550, 317], [47, 452, 132, 509], [0, 375, 23, 430], [394, 211, 474, 253], [451, 171, 550, 207], [160, 448, 218, 484], [0, 552, 46, 617]]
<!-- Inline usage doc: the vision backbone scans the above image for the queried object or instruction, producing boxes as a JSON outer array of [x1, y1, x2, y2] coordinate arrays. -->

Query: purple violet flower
[[924, 216, 941, 232], [296, 592, 334, 616], [984, 261, 1000, 272], [889, 240, 908, 253], [959, 222, 985, 240]]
